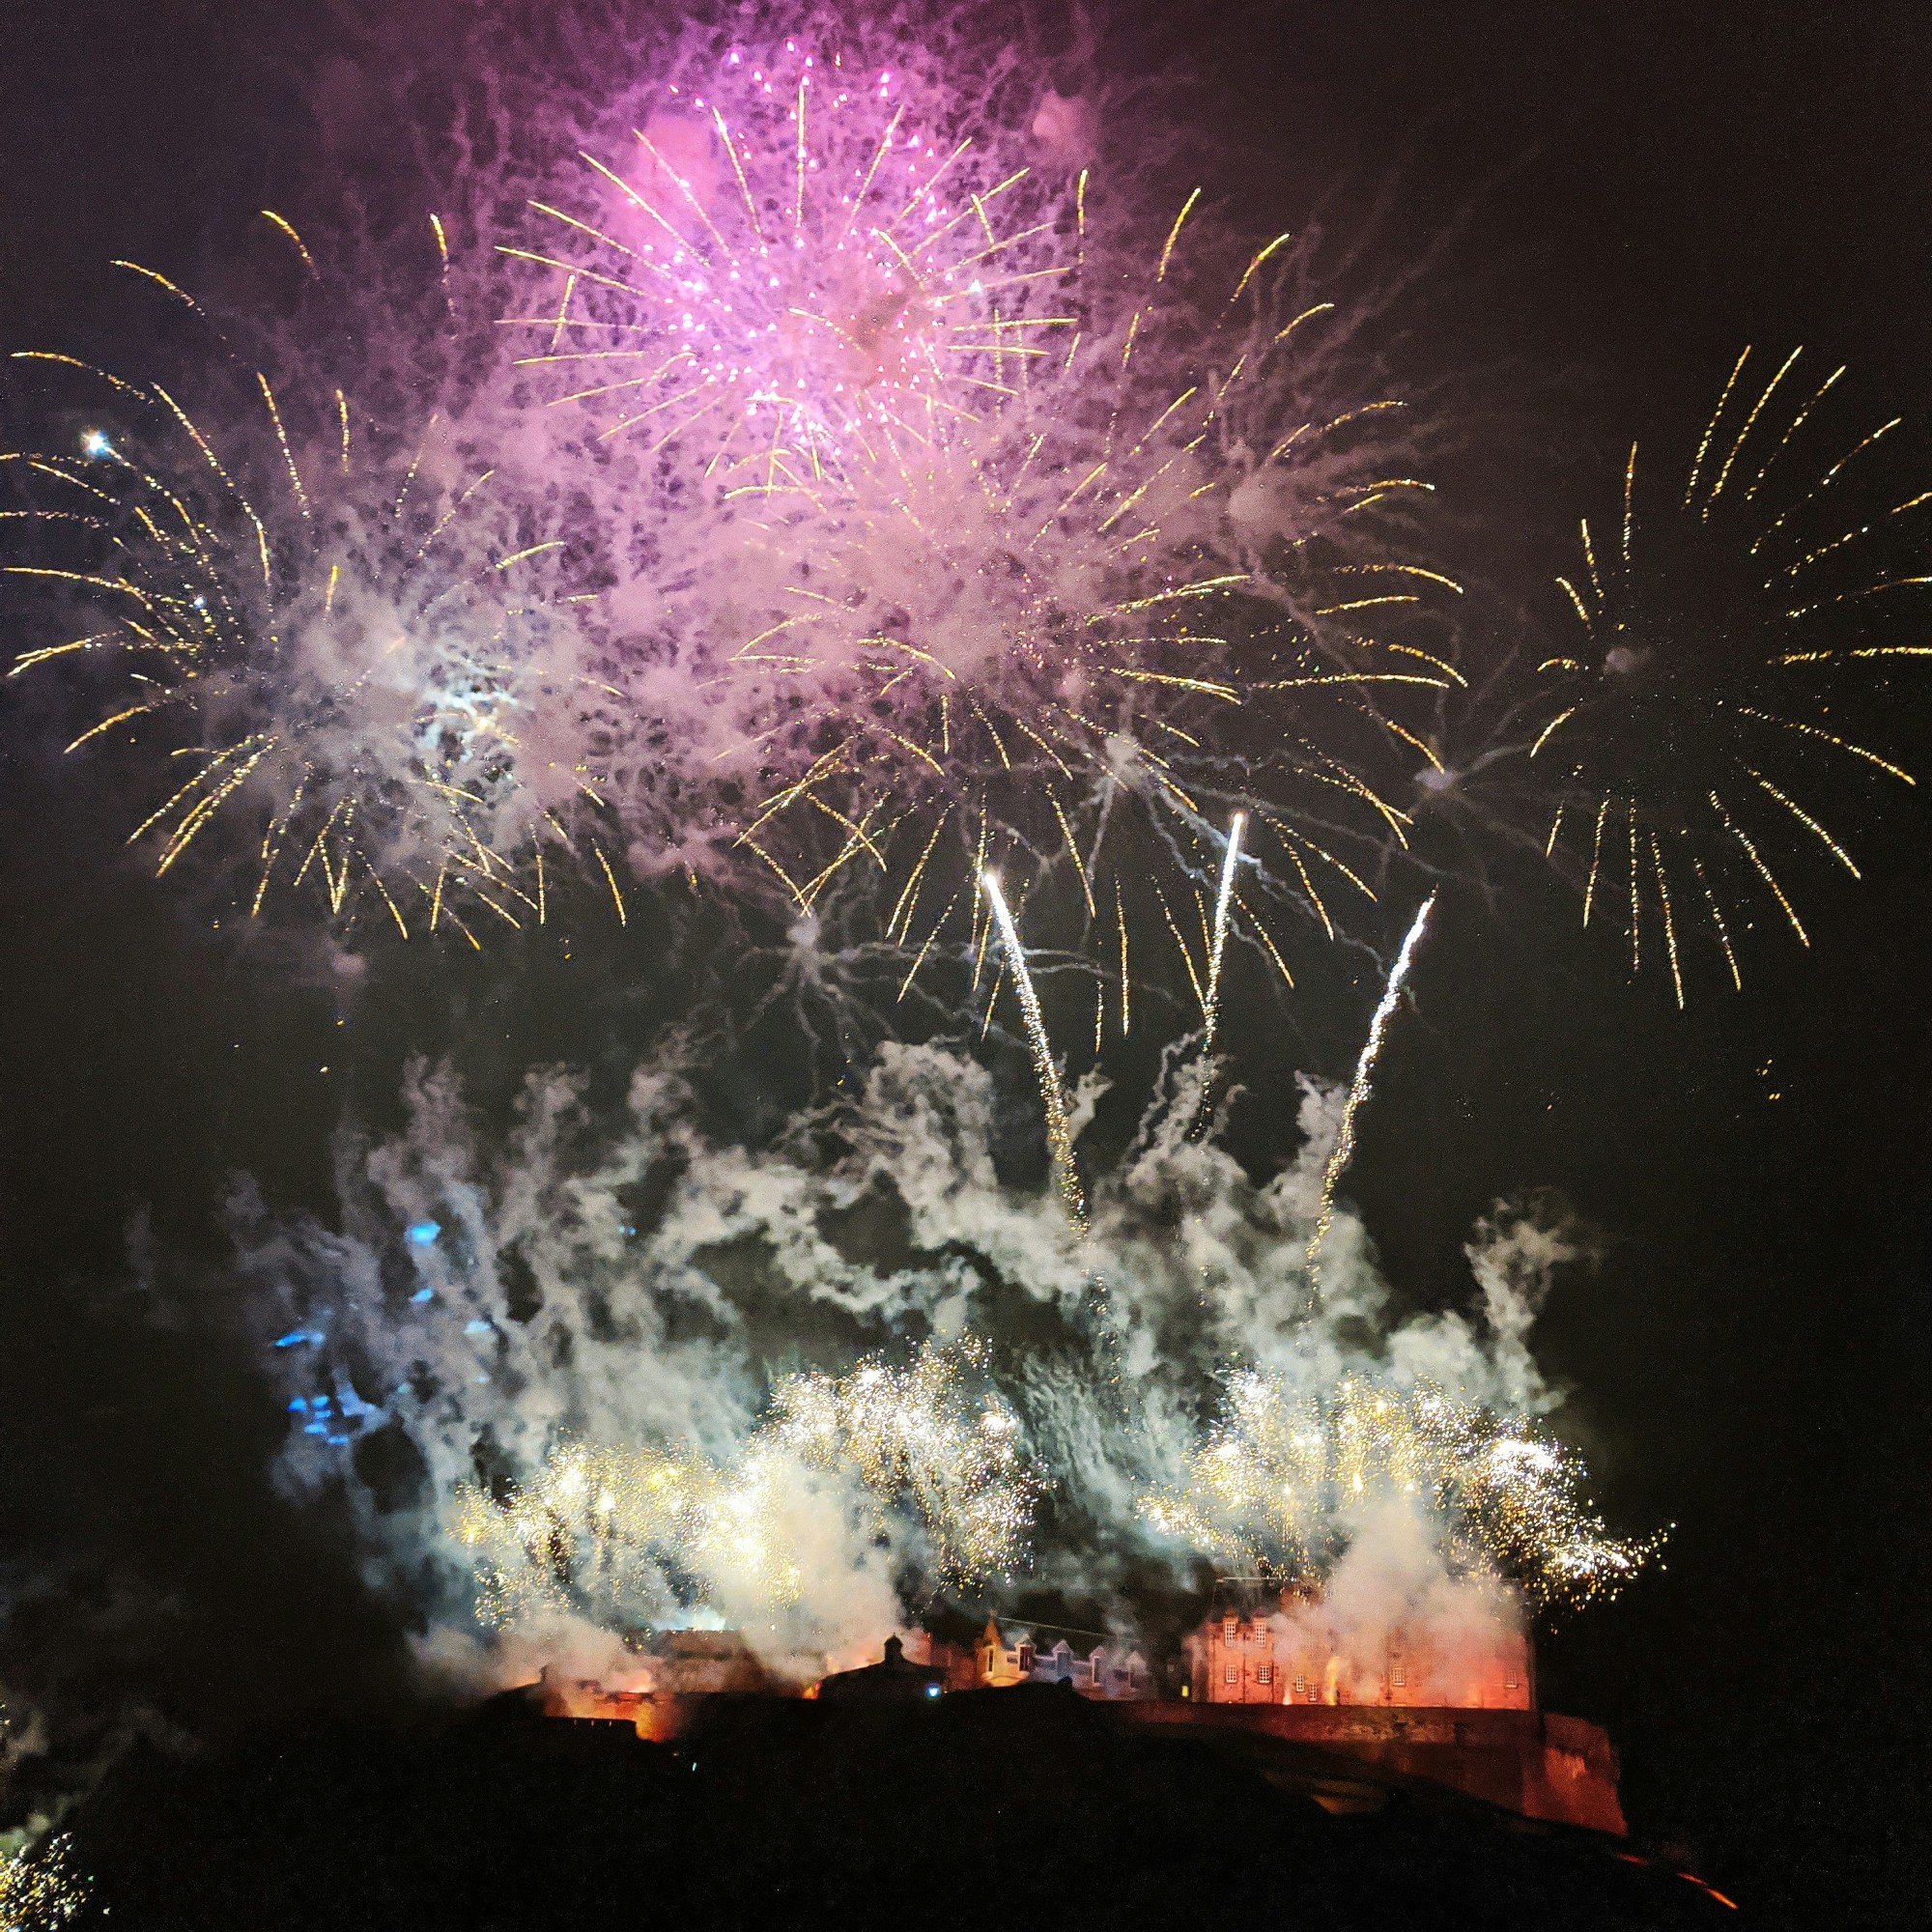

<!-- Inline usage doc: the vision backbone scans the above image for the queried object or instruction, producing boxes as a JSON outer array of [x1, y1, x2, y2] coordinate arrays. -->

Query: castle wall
[[1128, 1701, 1626, 1835]]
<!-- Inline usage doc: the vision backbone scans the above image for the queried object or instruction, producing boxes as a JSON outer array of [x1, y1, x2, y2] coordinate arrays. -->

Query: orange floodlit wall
[[1191, 1605, 1532, 1711]]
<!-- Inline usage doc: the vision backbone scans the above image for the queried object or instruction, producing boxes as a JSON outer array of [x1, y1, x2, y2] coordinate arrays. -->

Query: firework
[[1140, 1367, 1662, 1611], [1306, 892, 1435, 1276], [1536, 348, 1929, 1003], [3, 216, 612, 942], [454, 1337, 1042, 1632], [506, 33, 1070, 489], [518, 29, 1452, 985], [0, 1833, 86, 1932], [769, 1336, 1045, 1583], [454, 1437, 726, 1630], [982, 868, 1085, 1229]]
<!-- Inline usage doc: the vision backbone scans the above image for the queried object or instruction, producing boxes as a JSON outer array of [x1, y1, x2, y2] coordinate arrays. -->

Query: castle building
[[528, 1597, 1625, 1837], [1159, 1596, 1619, 1834], [972, 1619, 1151, 1698], [1189, 1602, 1532, 1711]]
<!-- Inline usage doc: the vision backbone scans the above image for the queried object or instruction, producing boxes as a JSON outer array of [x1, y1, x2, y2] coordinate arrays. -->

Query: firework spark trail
[[981, 868, 1086, 1231], [1201, 809, 1245, 1049], [1306, 892, 1435, 1280]]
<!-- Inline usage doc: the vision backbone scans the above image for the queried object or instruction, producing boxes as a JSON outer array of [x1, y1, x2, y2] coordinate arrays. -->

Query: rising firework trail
[[981, 868, 1085, 1231], [1307, 892, 1435, 1279], [1201, 809, 1246, 1051]]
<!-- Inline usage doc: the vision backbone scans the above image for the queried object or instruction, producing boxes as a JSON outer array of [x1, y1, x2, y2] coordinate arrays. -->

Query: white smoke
[[225, 1028, 1610, 1682]]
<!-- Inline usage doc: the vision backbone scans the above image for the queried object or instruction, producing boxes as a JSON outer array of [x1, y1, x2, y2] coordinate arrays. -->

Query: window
[[1293, 1673, 1306, 1694], [1016, 1643, 1034, 1674], [1224, 1665, 1238, 1686], [1391, 1659, 1406, 1688], [1256, 1663, 1273, 1686], [1223, 1616, 1239, 1643], [985, 1647, 998, 1677]]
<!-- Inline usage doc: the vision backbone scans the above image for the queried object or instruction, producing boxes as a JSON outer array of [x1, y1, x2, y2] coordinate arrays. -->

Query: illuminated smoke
[[1140, 1369, 1661, 1611], [453, 1335, 1040, 1652], [232, 1030, 1653, 1680]]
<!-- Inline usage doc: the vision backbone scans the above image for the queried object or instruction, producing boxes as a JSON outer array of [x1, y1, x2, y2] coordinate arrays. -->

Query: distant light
[[410, 1286, 435, 1305], [272, 1328, 321, 1349], [923, 1683, 941, 1699], [405, 1220, 440, 1246], [80, 430, 113, 459]]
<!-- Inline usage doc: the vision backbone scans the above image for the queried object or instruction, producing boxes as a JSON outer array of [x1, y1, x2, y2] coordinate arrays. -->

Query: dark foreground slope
[[65, 1685, 1743, 1929]]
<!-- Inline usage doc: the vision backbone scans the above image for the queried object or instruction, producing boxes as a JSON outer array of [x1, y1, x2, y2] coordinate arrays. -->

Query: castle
[[528, 1592, 1624, 1835]]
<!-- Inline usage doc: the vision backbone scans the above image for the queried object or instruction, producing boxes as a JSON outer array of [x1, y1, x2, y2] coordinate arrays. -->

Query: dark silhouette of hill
[[65, 1684, 1743, 1928]]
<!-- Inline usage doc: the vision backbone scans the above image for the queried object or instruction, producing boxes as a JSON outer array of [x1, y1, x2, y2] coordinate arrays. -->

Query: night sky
[[2, 4, 1929, 1926]]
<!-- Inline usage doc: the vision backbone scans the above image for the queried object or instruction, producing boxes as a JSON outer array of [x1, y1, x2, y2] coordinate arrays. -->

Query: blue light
[[923, 1683, 942, 1699], [405, 1220, 441, 1247], [464, 1319, 492, 1337], [79, 430, 114, 460], [272, 1328, 322, 1350], [287, 1398, 308, 1414], [410, 1286, 435, 1305]]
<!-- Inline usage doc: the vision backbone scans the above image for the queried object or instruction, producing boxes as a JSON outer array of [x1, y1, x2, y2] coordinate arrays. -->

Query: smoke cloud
[[221, 1029, 1632, 1688]]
